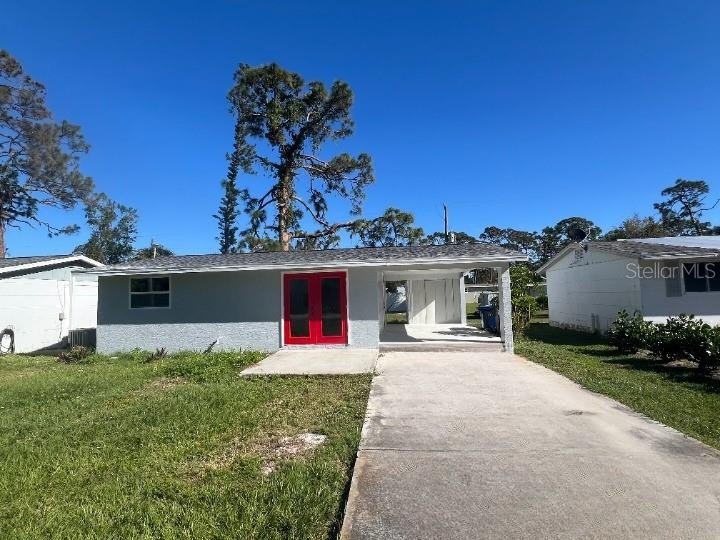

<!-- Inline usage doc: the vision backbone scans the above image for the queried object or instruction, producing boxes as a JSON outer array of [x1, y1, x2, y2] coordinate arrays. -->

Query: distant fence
[[68, 328, 96, 349]]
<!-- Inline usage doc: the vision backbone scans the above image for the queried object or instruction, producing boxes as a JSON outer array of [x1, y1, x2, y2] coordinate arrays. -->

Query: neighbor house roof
[[538, 239, 720, 275], [84, 243, 528, 276], [0, 254, 104, 276]]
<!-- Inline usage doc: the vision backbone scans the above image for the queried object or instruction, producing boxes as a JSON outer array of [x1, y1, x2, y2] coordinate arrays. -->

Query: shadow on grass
[[605, 356, 720, 393], [523, 323, 607, 347], [521, 323, 720, 394]]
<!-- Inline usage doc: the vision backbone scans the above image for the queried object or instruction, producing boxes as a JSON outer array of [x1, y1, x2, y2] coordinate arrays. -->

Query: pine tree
[[214, 177, 239, 254]]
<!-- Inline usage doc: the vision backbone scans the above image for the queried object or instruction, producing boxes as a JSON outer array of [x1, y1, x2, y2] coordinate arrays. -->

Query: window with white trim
[[682, 263, 720, 293], [130, 276, 170, 308]]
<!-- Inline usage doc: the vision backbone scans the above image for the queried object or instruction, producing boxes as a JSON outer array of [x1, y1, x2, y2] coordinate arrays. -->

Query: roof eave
[[0, 255, 104, 275], [82, 254, 528, 276]]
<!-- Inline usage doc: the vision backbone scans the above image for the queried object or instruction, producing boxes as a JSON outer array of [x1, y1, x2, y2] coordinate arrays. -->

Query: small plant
[[512, 295, 538, 333], [57, 346, 93, 364], [144, 348, 168, 363], [607, 310, 652, 354]]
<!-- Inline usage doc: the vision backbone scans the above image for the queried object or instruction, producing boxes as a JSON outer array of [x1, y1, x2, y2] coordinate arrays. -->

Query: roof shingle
[[88, 243, 526, 274]]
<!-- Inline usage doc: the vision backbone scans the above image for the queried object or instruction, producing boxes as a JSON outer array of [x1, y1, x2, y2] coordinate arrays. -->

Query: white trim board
[[0, 255, 103, 276], [83, 257, 524, 277]]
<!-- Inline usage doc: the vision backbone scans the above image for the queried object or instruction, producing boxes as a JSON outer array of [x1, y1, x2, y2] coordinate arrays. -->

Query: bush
[[512, 294, 538, 334], [649, 315, 720, 370], [609, 311, 720, 371], [535, 295, 548, 310], [607, 310, 652, 354], [57, 346, 93, 364]]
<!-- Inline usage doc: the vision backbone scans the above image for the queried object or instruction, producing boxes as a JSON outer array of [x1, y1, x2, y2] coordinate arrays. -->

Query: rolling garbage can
[[477, 305, 499, 334]]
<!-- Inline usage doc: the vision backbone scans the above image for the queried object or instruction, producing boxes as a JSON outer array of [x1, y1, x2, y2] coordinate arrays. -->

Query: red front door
[[283, 272, 348, 345]]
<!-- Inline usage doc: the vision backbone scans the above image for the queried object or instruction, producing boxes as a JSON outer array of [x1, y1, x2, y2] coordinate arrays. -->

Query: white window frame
[[129, 275, 172, 309]]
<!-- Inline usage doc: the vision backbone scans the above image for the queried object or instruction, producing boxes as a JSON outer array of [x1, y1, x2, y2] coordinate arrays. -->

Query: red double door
[[283, 272, 348, 345]]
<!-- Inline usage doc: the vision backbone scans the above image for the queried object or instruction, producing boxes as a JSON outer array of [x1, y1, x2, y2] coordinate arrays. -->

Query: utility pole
[[443, 204, 449, 244]]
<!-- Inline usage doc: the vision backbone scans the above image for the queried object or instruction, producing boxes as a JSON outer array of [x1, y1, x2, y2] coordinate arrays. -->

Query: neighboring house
[[539, 237, 720, 333], [0, 255, 104, 353], [465, 283, 498, 305], [83, 244, 527, 353]]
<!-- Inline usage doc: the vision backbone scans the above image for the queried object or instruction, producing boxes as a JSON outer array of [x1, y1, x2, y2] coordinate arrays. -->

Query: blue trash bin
[[477, 305, 499, 334]]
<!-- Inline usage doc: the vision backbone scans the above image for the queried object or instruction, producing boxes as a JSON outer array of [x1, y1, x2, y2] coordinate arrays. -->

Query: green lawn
[[0, 351, 371, 539], [384, 312, 408, 324], [516, 323, 720, 450]]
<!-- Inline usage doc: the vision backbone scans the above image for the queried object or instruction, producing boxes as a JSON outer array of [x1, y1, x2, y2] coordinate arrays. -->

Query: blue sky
[[3, 0, 720, 256]]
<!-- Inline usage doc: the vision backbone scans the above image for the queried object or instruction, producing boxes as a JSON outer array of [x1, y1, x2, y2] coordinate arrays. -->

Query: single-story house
[[84, 243, 527, 354], [0, 254, 103, 353], [539, 236, 720, 333]]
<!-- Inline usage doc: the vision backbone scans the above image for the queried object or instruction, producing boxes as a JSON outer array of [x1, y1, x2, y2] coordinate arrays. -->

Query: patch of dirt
[[192, 432, 328, 479], [664, 359, 699, 369], [259, 433, 327, 475]]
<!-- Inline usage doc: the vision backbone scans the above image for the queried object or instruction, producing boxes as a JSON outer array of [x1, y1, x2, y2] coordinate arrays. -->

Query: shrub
[[57, 346, 93, 364], [512, 295, 538, 334], [649, 315, 720, 370], [535, 295, 549, 310], [607, 310, 652, 354]]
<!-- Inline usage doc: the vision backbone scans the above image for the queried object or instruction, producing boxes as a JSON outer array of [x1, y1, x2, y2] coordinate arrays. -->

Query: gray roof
[[87, 243, 527, 275], [592, 240, 720, 259], [0, 255, 70, 269], [0, 254, 104, 275], [539, 239, 720, 274], [630, 236, 720, 249]]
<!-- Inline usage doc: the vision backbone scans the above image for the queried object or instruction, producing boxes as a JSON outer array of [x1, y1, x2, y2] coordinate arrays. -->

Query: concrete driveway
[[341, 351, 720, 539]]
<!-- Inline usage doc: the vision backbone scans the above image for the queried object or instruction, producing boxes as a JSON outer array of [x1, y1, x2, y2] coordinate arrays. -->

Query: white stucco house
[[82, 243, 527, 354], [0, 254, 103, 354], [539, 236, 720, 333]]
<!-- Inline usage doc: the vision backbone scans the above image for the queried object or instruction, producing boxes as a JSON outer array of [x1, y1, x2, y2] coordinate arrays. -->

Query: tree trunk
[[0, 219, 5, 258], [277, 175, 292, 252]]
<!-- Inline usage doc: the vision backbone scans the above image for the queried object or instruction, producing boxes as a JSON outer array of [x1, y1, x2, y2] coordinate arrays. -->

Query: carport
[[377, 255, 524, 353]]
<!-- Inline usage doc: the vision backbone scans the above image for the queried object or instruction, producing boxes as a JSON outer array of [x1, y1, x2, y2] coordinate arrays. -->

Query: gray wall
[[347, 267, 381, 348], [97, 267, 381, 353], [97, 270, 282, 353]]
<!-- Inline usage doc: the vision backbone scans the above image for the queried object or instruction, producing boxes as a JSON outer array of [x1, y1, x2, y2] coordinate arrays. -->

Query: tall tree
[[423, 231, 477, 245], [0, 50, 93, 257], [538, 217, 601, 263], [654, 179, 717, 236], [602, 214, 666, 241], [352, 207, 424, 247], [214, 177, 240, 254], [133, 240, 173, 260], [478, 226, 540, 264], [74, 193, 137, 264], [223, 63, 374, 251]]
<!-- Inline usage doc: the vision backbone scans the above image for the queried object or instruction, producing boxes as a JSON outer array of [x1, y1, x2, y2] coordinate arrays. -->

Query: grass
[[0, 350, 371, 539], [384, 312, 408, 324], [516, 323, 720, 450]]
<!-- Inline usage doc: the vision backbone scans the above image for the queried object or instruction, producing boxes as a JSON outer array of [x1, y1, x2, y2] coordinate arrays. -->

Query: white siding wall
[[70, 273, 99, 329], [640, 261, 720, 325], [546, 248, 641, 333], [0, 278, 69, 352], [0, 269, 99, 353]]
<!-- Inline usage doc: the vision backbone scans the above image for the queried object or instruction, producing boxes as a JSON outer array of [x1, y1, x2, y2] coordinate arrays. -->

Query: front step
[[379, 341, 505, 353]]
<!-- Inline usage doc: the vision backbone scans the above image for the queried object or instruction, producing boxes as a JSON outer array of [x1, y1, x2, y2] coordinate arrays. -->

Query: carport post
[[497, 264, 514, 353]]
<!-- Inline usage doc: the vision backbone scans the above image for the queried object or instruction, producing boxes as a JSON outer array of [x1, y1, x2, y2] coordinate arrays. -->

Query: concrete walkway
[[341, 351, 720, 539], [240, 348, 377, 376]]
